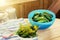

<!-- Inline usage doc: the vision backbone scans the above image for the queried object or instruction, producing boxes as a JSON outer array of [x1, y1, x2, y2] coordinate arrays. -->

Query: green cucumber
[[38, 20, 49, 23], [43, 12, 53, 18], [43, 12, 52, 21], [34, 15, 39, 19]]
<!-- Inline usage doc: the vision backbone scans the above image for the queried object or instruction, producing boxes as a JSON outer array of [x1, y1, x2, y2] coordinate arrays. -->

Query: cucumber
[[36, 17, 46, 20], [37, 16, 49, 23], [32, 12, 52, 22], [43, 12, 52, 21], [32, 18, 38, 22], [38, 20, 45, 23], [44, 15, 52, 21], [32, 13, 40, 22], [34, 15, 39, 19], [38, 19, 49, 23], [43, 12, 53, 18], [35, 13, 40, 15], [33, 13, 44, 21], [36, 17, 44, 21]]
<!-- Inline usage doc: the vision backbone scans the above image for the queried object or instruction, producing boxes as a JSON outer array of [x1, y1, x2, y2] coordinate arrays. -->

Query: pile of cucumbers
[[32, 12, 53, 23]]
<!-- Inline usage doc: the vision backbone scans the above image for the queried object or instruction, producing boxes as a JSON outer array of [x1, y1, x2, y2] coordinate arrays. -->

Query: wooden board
[[23, 0, 41, 18], [43, 0, 52, 9], [48, 0, 60, 14], [23, 0, 53, 18]]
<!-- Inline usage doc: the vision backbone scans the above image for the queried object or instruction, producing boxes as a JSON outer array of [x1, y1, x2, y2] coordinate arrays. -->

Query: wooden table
[[25, 18, 60, 40]]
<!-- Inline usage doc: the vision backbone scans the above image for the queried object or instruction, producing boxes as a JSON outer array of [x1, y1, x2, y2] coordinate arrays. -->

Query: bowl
[[28, 9, 56, 30]]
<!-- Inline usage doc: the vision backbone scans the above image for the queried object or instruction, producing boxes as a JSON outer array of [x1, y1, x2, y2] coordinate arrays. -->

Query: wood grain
[[39, 0, 44, 9], [48, 0, 60, 14], [43, 0, 53, 9], [23, 0, 41, 18], [23, 0, 53, 18]]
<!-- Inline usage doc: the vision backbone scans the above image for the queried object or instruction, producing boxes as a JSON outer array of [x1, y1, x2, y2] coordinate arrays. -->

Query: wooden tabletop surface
[[25, 18, 60, 40]]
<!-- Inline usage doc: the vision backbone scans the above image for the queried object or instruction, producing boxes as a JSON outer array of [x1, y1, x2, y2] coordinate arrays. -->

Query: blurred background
[[0, 0, 59, 18]]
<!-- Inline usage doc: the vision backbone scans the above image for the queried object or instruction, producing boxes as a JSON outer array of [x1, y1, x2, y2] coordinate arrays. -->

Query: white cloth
[[0, 18, 25, 40]]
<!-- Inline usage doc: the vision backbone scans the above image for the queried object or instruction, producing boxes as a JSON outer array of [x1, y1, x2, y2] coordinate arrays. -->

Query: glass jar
[[5, 7, 17, 19], [0, 11, 9, 23]]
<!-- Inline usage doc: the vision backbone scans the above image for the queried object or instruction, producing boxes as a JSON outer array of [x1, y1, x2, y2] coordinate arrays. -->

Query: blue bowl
[[28, 9, 56, 30]]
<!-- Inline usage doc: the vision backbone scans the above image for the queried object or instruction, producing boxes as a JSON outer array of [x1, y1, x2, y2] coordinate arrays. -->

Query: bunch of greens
[[16, 24, 38, 38], [32, 12, 53, 23]]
